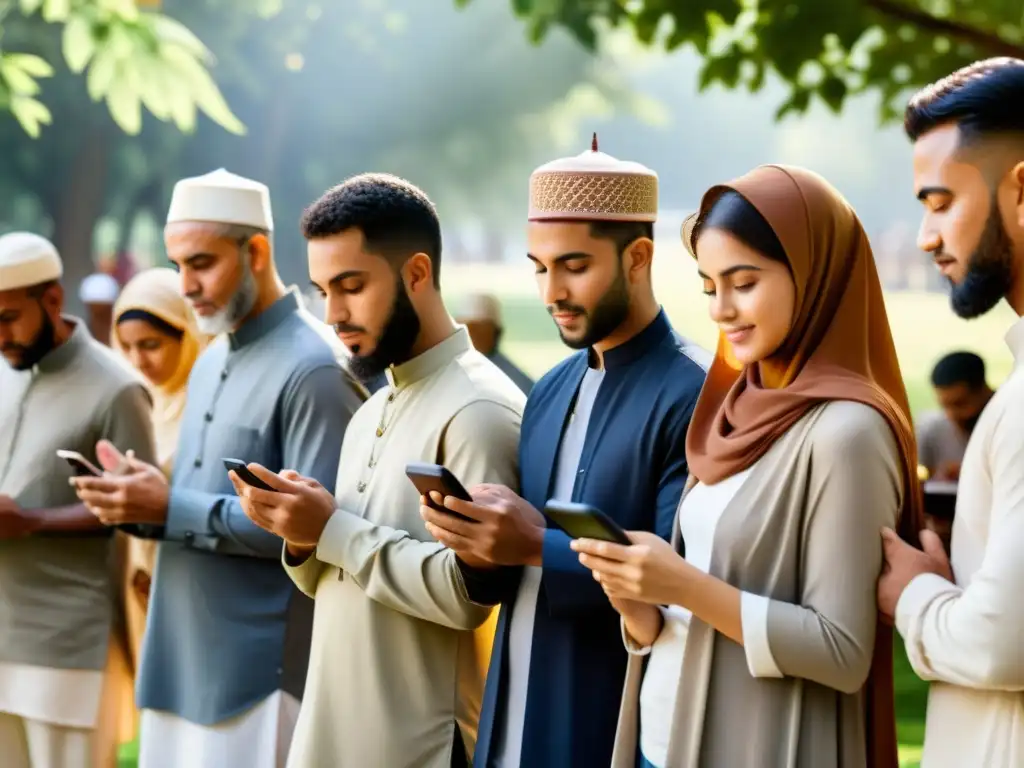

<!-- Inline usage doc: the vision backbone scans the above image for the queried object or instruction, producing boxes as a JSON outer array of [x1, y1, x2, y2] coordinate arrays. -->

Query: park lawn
[[118, 257, 1009, 766]]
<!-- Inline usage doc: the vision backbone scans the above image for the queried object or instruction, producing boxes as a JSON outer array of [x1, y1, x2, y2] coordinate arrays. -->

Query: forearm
[[622, 603, 664, 648], [897, 572, 1024, 690], [282, 542, 327, 598], [318, 508, 492, 630], [672, 566, 744, 645], [32, 504, 108, 534], [166, 487, 283, 558]]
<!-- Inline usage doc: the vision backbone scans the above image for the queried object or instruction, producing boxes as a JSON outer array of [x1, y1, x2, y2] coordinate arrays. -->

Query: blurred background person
[[455, 292, 533, 394], [78, 272, 121, 347], [917, 351, 994, 482]]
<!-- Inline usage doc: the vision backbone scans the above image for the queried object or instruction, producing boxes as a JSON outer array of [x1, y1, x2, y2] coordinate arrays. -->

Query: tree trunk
[[52, 122, 111, 316]]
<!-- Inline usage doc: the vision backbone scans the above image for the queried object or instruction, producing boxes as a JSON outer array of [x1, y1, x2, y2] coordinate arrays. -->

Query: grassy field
[[117, 255, 1016, 766]]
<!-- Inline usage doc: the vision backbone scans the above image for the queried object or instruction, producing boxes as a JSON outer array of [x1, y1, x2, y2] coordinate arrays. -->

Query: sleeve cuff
[[164, 487, 217, 550], [741, 592, 784, 678], [314, 507, 373, 572], [895, 571, 959, 639], [621, 606, 689, 656], [540, 527, 576, 571], [621, 616, 654, 656]]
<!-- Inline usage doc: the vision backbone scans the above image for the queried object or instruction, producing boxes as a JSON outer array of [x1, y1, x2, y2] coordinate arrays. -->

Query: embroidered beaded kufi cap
[[528, 134, 658, 223]]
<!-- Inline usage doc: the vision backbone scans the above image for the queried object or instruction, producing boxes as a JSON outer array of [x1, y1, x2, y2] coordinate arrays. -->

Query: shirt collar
[[589, 308, 672, 370], [228, 288, 300, 351], [34, 317, 88, 374], [1006, 315, 1024, 366], [386, 326, 471, 390]]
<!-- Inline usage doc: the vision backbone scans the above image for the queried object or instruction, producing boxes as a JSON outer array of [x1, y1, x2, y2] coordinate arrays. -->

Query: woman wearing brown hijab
[[573, 165, 922, 768]]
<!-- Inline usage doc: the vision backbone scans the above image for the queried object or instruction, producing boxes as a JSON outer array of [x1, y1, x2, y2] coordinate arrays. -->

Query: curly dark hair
[[301, 173, 443, 287]]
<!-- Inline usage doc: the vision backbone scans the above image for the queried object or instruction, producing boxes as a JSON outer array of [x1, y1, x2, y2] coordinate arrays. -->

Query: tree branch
[[863, 0, 1024, 58]]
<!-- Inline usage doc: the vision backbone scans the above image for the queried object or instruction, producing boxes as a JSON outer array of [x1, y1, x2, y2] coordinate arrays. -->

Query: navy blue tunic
[[465, 310, 708, 768]]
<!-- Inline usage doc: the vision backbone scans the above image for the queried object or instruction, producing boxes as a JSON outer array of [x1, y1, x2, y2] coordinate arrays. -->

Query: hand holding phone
[[406, 462, 474, 522], [543, 500, 632, 546], [223, 459, 277, 492]]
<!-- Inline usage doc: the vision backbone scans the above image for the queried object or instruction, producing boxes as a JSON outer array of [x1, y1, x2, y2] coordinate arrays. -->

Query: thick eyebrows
[[916, 185, 953, 201], [696, 264, 763, 279], [526, 251, 591, 263]]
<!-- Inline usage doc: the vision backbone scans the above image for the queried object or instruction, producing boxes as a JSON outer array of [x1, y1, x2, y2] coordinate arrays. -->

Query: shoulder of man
[[443, 347, 527, 415], [79, 336, 153, 400], [666, 329, 714, 374]]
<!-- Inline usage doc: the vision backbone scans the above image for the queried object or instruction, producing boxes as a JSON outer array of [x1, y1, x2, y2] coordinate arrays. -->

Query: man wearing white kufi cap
[[78, 272, 120, 347], [0, 232, 156, 768], [422, 135, 712, 768], [455, 292, 534, 394], [69, 169, 367, 768]]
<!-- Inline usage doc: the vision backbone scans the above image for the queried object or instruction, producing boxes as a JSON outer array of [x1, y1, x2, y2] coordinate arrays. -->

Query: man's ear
[[247, 233, 272, 274], [403, 252, 434, 293], [1012, 160, 1024, 230], [41, 281, 64, 319], [623, 237, 654, 282]]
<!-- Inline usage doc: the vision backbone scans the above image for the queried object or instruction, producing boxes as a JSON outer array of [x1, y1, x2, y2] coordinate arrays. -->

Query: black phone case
[[223, 459, 276, 492], [543, 501, 632, 545]]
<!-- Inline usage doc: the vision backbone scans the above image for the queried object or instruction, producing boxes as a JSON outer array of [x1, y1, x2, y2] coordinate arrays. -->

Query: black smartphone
[[223, 458, 276, 492], [57, 449, 102, 477], [543, 500, 632, 545], [923, 480, 957, 521], [405, 462, 473, 522]]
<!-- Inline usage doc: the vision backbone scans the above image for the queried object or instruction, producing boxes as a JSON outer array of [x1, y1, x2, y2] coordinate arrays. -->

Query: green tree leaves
[[0, 52, 54, 136], [2, 0, 246, 137], [483, 0, 1024, 120]]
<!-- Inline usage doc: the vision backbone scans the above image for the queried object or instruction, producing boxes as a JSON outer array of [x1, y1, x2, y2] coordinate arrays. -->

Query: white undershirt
[[627, 460, 782, 767], [495, 367, 605, 768]]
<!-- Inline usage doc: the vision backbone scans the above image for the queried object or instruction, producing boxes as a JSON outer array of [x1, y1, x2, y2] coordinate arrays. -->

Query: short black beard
[[346, 277, 421, 383], [553, 264, 631, 351], [949, 203, 1015, 319], [4, 307, 56, 371]]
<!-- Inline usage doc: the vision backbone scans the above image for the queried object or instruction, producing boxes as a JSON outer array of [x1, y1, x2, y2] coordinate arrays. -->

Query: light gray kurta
[[284, 328, 525, 768], [611, 400, 902, 768], [0, 321, 155, 672]]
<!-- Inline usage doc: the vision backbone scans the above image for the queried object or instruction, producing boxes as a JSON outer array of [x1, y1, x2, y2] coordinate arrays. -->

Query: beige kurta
[[284, 328, 525, 768], [612, 400, 902, 767], [896, 317, 1024, 768]]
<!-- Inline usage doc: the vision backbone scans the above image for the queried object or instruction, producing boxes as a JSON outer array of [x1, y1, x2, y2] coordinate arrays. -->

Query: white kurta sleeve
[[308, 399, 522, 631], [895, 395, 1024, 691]]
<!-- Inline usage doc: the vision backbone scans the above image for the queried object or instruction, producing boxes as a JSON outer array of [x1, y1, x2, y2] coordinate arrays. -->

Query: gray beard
[[196, 265, 259, 335]]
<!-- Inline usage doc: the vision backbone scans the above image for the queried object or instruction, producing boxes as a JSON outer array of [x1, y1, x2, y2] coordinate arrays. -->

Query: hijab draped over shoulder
[[682, 165, 924, 768], [112, 267, 204, 474]]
